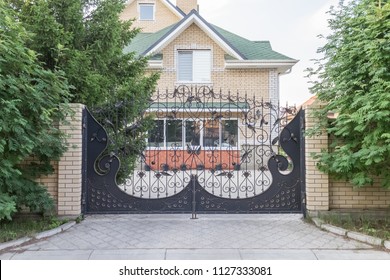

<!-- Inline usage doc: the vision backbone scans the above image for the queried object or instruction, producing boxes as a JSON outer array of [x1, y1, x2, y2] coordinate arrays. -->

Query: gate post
[[303, 101, 330, 216], [57, 103, 85, 217], [300, 110, 307, 218]]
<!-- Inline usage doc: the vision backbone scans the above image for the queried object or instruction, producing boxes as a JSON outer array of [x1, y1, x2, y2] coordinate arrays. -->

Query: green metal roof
[[211, 25, 294, 61], [123, 24, 175, 57], [124, 13, 295, 61]]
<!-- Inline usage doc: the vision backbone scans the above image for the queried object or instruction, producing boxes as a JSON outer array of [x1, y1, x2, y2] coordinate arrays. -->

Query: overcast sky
[[174, 0, 339, 105]]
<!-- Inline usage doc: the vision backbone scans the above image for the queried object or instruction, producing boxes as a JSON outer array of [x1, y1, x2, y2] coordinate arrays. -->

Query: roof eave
[[225, 60, 299, 74]]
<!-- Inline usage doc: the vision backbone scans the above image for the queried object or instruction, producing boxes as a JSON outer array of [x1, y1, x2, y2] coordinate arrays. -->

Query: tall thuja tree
[[12, 0, 159, 182], [0, 1, 70, 221], [307, 0, 390, 188]]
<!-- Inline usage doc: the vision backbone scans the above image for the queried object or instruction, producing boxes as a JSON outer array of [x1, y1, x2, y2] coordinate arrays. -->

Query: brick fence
[[35, 104, 84, 217], [303, 101, 390, 216], [35, 102, 390, 216]]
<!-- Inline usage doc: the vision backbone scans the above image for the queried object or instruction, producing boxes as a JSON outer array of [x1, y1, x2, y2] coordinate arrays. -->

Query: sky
[[174, 0, 339, 105]]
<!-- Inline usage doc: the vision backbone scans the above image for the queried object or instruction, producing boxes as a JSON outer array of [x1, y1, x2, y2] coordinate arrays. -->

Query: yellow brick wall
[[304, 100, 390, 213], [30, 104, 84, 216], [154, 23, 270, 100], [56, 104, 84, 217], [120, 0, 181, 33], [330, 180, 390, 209], [303, 101, 329, 212], [36, 162, 59, 204], [176, 0, 198, 14]]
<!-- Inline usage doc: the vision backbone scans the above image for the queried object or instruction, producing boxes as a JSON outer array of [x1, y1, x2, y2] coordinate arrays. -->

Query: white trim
[[161, 0, 185, 18], [138, 2, 156, 21], [147, 60, 163, 68], [225, 60, 298, 73], [145, 13, 244, 60], [174, 82, 213, 87]]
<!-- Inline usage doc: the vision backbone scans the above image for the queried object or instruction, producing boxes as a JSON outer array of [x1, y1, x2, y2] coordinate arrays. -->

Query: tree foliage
[[12, 0, 159, 106], [0, 1, 70, 221], [10, 0, 159, 185], [307, 0, 390, 188]]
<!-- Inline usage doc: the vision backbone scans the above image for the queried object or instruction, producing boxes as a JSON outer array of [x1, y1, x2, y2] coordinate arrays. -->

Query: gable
[[162, 23, 228, 69], [124, 10, 298, 73], [144, 10, 245, 60]]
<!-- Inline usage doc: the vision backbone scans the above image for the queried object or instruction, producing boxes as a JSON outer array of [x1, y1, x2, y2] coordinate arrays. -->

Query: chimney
[[176, 0, 198, 15]]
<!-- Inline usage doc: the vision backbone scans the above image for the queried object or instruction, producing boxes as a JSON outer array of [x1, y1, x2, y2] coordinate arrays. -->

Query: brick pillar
[[303, 101, 329, 215], [57, 104, 85, 217]]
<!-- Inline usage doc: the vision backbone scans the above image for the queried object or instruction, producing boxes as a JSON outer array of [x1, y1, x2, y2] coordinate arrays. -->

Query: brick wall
[[31, 104, 84, 217], [35, 162, 59, 204], [120, 0, 181, 33], [304, 101, 390, 214], [330, 180, 390, 209], [56, 104, 84, 217], [154, 23, 271, 100], [303, 102, 329, 212], [176, 0, 198, 14]]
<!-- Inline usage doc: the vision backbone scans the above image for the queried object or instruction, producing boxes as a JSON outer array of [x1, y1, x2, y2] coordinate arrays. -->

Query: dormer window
[[139, 3, 155, 21]]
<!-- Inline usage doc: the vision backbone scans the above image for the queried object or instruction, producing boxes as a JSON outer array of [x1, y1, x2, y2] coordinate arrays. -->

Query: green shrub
[[0, 2, 70, 221]]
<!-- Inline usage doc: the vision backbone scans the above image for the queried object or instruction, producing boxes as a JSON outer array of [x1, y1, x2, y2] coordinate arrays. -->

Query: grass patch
[[319, 214, 390, 241], [0, 216, 67, 243]]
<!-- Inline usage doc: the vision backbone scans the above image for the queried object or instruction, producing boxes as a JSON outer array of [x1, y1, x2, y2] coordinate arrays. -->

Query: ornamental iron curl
[[84, 86, 304, 214]]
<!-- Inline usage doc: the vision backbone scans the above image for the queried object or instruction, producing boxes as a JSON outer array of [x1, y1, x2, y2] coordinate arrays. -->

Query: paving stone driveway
[[1, 214, 389, 260]]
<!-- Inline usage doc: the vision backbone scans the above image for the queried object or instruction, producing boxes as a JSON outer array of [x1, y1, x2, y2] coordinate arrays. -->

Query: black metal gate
[[82, 86, 305, 215]]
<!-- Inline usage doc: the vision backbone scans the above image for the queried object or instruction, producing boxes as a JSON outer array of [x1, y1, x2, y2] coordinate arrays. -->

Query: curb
[[0, 221, 76, 252], [314, 218, 388, 250], [0, 237, 32, 252], [311, 218, 323, 227], [320, 224, 347, 236], [347, 231, 382, 247]]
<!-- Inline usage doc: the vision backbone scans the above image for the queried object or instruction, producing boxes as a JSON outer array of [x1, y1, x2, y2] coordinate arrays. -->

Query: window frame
[[177, 50, 212, 83], [146, 118, 239, 150], [138, 3, 155, 21]]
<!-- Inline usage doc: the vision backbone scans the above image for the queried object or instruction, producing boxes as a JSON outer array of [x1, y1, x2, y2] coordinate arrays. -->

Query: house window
[[185, 121, 201, 146], [177, 50, 211, 82], [166, 120, 183, 148], [147, 120, 164, 147], [148, 119, 238, 149], [139, 3, 155, 21], [203, 120, 219, 147]]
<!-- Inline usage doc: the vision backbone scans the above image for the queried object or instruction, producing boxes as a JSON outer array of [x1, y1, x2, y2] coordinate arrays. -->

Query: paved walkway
[[1, 214, 389, 260]]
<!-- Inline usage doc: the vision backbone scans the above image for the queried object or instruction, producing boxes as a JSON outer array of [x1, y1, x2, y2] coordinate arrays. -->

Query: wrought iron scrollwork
[[84, 86, 304, 214]]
